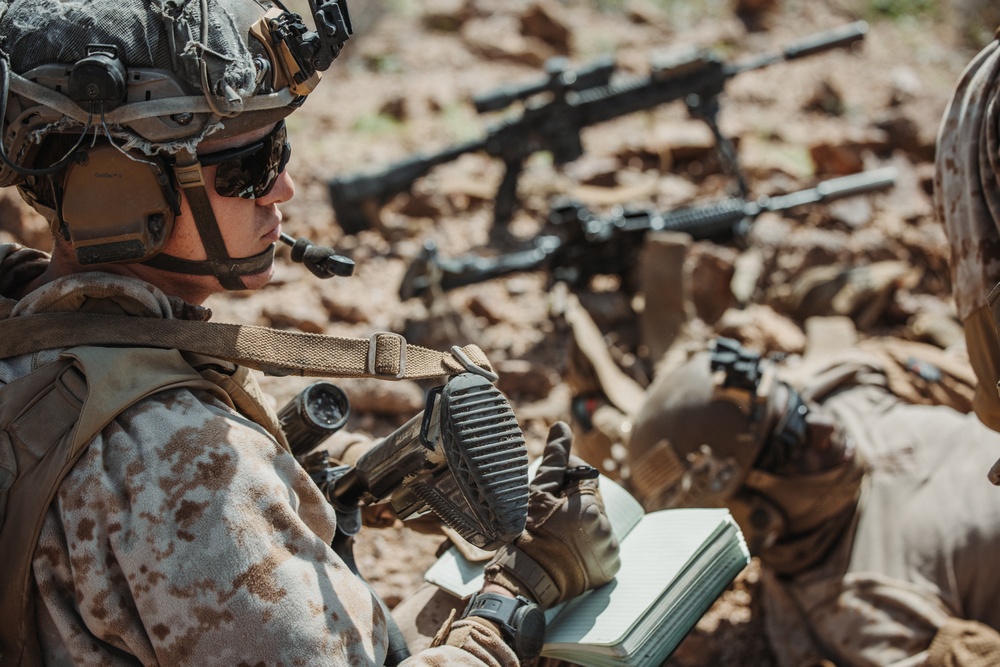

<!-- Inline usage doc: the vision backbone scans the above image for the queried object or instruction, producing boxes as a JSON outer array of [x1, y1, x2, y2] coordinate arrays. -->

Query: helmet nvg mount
[[0, 0, 352, 288]]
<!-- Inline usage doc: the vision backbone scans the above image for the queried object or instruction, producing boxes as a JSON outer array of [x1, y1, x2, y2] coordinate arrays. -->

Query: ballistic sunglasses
[[197, 121, 290, 199]]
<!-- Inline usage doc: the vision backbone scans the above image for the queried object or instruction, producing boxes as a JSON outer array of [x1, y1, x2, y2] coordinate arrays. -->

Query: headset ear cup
[[60, 144, 177, 265]]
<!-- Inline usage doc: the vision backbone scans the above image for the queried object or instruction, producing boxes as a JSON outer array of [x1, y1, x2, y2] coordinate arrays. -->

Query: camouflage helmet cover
[[0, 0, 349, 184], [0, 0, 348, 270]]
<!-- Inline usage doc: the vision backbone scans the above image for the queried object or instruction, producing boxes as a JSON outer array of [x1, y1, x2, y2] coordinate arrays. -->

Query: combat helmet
[[627, 337, 782, 510], [627, 337, 864, 574], [0, 0, 350, 288]]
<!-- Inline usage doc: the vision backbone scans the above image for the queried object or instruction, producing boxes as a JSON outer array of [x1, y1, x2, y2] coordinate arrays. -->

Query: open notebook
[[424, 472, 751, 667]]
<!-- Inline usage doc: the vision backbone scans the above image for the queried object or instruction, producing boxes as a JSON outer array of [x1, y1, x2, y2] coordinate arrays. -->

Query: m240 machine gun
[[328, 21, 869, 234], [397, 166, 898, 300]]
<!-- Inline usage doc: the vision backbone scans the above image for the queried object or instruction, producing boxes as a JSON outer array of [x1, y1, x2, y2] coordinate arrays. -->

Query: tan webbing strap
[[486, 544, 560, 609], [0, 360, 80, 667], [0, 312, 494, 380], [563, 293, 645, 416]]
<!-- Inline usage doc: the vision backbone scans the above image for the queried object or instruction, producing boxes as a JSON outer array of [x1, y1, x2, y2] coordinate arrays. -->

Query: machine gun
[[397, 166, 898, 300], [328, 21, 868, 234]]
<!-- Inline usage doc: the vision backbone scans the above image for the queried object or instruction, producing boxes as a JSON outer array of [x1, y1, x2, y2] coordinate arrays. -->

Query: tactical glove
[[484, 421, 621, 609], [927, 618, 1000, 666]]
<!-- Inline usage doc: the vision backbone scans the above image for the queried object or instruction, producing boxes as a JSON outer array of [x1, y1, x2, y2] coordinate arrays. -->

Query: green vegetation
[[865, 0, 938, 20], [352, 113, 404, 135]]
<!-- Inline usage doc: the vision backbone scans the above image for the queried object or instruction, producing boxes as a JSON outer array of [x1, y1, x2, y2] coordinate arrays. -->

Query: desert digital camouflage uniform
[[0, 244, 516, 667], [935, 37, 1000, 431], [759, 350, 1000, 667]]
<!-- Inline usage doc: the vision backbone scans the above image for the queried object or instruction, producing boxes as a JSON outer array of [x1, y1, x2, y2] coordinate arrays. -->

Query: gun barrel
[[765, 166, 897, 211], [814, 165, 898, 198], [783, 21, 868, 60], [731, 21, 868, 74]]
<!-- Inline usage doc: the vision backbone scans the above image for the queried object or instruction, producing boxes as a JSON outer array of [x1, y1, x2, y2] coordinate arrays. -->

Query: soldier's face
[[160, 123, 295, 296]]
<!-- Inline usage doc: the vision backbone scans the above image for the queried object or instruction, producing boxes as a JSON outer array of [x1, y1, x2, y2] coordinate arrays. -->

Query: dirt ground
[[1, 0, 994, 665]]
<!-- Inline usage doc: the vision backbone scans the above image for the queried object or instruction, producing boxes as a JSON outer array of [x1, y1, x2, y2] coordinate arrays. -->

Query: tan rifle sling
[[0, 312, 496, 380], [0, 346, 268, 666]]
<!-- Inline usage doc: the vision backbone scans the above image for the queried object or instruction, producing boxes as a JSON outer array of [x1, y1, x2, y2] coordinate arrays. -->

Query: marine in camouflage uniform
[[1, 246, 516, 665], [0, 0, 619, 664], [627, 335, 1000, 666]]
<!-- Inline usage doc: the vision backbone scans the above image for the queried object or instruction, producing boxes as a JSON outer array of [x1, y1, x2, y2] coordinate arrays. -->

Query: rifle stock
[[282, 373, 531, 550], [328, 138, 486, 234], [329, 22, 869, 233], [397, 167, 897, 300]]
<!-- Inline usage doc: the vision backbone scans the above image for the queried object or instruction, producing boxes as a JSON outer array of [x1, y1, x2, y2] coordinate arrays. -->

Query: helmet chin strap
[[143, 151, 274, 289]]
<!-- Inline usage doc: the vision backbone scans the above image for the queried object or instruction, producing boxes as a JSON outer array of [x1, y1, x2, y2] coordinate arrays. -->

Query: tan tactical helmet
[[627, 336, 865, 575], [0, 0, 350, 287], [627, 338, 781, 511]]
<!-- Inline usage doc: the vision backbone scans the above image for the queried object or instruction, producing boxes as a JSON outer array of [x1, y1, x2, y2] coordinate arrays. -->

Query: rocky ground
[[3, 0, 997, 664]]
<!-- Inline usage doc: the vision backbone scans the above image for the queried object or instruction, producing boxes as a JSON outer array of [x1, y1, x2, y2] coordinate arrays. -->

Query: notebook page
[[543, 508, 734, 647]]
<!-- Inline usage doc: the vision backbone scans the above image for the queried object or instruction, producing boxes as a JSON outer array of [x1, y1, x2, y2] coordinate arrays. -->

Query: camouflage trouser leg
[[963, 305, 1000, 432]]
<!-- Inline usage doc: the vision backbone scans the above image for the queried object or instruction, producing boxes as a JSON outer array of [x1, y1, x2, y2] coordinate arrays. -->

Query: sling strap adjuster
[[368, 332, 406, 380]]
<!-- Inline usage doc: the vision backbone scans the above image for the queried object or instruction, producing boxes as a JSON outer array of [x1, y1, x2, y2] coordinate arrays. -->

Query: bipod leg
[[686, 95, 749, 198], [491, 158, 524, 232]]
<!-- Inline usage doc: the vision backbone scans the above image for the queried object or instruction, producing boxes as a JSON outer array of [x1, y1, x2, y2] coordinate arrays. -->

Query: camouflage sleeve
[[934, 40, 1000, 321], [765, 571, 953, 667], [35, 387, 389, 665], [34, 386, 520, 667]]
